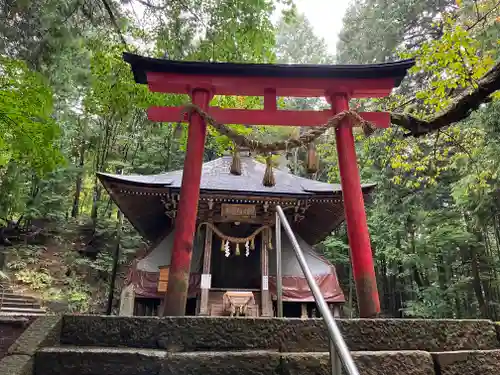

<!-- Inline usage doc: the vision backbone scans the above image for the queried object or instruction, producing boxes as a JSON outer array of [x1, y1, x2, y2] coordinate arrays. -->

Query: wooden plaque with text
[[158, 266, 169, 292], [221, 204, 256, 219]]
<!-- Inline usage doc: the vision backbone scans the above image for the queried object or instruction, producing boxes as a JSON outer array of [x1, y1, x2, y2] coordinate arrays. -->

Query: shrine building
[[98, 152, 375, 317]]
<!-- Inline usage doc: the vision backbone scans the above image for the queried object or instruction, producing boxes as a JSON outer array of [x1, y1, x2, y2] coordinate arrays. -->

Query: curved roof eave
[[123, 52, 415, 87], [97, 172, 376, 198]]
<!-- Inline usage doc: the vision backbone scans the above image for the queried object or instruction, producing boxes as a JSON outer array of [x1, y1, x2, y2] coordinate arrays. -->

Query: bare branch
[[100, 0, 129, 50], [466, 0, 500, 31]]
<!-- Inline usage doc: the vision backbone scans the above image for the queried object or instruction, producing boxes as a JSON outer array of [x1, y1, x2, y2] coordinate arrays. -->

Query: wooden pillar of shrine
[[261, 228, 271, 317], [163, 89, 212, 316], [199, 226, 213, 316], [331, 94, 380, 318]]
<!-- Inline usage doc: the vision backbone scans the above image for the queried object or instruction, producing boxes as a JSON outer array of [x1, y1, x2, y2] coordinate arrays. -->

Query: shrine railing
[[275, 205, 359, 375]]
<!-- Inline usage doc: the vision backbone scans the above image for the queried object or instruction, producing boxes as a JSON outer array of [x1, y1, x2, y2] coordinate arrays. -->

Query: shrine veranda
[[99, 53, 414, 318]]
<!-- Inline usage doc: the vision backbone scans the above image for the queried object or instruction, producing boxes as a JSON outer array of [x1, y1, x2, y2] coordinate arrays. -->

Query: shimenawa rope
[[179, 103, 377, 154]]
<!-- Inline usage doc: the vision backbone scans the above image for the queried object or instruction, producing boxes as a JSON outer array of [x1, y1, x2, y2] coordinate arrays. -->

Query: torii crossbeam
[[124, 53, 414, 318]]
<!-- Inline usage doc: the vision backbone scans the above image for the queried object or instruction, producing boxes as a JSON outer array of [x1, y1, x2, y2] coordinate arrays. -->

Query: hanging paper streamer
[[197, 222, 271, 256], [235, 243, 240, 256]]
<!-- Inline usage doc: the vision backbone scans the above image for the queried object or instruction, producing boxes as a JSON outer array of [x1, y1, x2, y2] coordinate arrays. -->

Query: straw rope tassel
[[230, 145, 242, 175], [263, 155, 276, 187], [173, 122, 183, 139], [306, 142, 319, 174]]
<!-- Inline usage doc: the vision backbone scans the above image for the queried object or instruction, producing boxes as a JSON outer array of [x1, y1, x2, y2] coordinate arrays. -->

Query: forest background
[[1, 0, 500, 318]]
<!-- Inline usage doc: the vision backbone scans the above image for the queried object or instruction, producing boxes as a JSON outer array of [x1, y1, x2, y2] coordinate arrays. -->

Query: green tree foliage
[[0, 57, 62, 172], [336, 0, 455, 64], [275, 13, 332, 64], [0, 0, 294, 313], [322, 0, 500, 319]]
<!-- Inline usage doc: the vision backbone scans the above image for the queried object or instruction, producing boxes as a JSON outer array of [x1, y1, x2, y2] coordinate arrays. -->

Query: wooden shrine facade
[[100, 155, 366, 317]]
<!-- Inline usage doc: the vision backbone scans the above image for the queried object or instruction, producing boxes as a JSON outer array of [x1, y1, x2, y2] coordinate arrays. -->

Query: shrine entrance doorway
[[210, 222, 262, 290]]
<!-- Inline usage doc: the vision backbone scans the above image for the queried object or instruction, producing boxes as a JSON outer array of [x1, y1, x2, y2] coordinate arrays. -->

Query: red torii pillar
[[123, 52, 413, 317], [332, 94, 380, 317], [162, 89, 212, 316]]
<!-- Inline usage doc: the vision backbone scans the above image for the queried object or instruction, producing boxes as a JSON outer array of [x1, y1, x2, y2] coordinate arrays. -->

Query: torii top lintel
[[124, 53, 414, 99], [123, 53, 414, 127]]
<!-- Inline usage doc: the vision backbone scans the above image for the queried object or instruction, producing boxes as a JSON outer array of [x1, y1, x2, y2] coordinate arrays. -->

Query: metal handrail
[[275, 205, 359, 375], [0, 282, 5, 310]]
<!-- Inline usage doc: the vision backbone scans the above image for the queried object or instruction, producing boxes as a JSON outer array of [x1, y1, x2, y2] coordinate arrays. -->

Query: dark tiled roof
[[123, 52, 415, 86], [98, 156, 375, 196], [97, 156, 376, 244]]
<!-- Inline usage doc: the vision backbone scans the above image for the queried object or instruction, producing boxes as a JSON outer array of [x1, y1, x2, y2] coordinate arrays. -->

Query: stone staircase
[[2, 315, 500, 375], [0, 283, 46, 315]]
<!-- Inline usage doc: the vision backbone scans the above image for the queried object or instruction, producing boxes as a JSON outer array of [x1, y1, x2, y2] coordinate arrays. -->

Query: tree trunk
[[91, 183, 101, 222], [470, 244, 488, 318], [436, 252, 450, 317], [71, 144, 85, 218]]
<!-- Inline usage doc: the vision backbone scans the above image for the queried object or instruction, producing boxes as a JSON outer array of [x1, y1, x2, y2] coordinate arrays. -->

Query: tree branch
[[391, 60, 500, 137], [100, 0, 129, 49], [466, 0, 500, 31], [134, 0, 167, 10]]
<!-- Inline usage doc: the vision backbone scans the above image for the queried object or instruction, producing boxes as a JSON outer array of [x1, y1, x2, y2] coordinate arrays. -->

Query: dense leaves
[[324, 0, 500, 319], [1, 0, 500, 318], [0, 57, 62, 172]]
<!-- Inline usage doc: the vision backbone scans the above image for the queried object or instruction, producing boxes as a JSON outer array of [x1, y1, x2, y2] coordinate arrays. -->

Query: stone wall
[[0, 315, 62, 375], [0, 316, 36, 360]]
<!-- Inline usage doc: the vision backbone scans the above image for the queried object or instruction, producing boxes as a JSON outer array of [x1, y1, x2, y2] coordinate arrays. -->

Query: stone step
[[432, 349, 500, 375], [1, 296, 38, 302], [0, 293, 39, 301], [60, 315, 500, 352], [0, 300, 41, 308], [0, 307, 46, 315], [35, 347, 436, 375]]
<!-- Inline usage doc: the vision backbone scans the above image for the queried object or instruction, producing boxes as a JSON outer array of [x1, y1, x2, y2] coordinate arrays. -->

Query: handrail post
[[275, 212, 283, 318], [275, 205, 359, 375], [330, 338, 342, 375]]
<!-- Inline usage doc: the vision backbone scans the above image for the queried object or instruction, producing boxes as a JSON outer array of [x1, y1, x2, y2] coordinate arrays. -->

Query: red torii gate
[[124, 53, 414, 318]]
